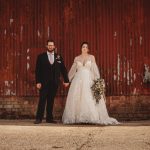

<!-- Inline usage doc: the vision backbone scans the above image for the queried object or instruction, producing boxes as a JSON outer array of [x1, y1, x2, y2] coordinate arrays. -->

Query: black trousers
[[36, 83, 58, 121]]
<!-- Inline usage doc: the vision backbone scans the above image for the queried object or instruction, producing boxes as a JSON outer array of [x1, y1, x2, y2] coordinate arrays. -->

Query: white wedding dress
[[62, 55, 119, 125]]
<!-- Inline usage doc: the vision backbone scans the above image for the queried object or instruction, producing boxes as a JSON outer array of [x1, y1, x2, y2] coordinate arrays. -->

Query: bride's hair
[[81, 42, 89, 52], [81, 42, 89, 48]]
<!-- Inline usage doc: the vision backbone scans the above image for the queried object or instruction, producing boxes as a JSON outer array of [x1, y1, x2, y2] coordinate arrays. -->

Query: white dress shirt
[[47, 51, 54, 64]]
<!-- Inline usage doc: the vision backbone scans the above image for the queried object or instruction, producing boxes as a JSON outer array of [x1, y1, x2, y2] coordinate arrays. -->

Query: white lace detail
[[62, 55, 120, 125]]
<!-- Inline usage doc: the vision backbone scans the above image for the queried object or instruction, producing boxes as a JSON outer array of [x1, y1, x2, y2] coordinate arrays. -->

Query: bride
[[62, 42, 119, 125]]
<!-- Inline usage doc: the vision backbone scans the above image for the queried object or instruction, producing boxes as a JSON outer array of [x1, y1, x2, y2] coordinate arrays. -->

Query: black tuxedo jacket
[[35, 52, 69, 87]]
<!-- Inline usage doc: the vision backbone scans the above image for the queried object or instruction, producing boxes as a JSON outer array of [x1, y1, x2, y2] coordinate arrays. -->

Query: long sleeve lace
[[91, 56, 100, 80], [68, 57, 77, 82]]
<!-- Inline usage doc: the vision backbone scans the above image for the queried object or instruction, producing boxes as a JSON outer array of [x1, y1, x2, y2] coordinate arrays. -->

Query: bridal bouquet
[[91, 78, 105, 103]]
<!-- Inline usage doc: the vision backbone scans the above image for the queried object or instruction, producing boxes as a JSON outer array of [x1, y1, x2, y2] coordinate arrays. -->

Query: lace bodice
[[68, 55, 100, 82], [63, 54, 120, 125], [76, 60, 92, 69]]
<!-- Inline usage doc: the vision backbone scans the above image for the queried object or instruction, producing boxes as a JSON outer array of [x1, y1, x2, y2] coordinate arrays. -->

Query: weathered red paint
[[0, 0, 150, 97]]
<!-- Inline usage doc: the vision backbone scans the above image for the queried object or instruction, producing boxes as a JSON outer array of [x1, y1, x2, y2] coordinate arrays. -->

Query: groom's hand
[[36, 83, 42, 89], [63, 82, 69, 88]]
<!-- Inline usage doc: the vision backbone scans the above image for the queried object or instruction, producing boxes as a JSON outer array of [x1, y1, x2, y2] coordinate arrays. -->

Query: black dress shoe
[[34, 120, 42, 124]]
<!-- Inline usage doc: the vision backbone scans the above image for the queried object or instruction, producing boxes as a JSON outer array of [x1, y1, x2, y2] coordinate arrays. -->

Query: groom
[[34, 39, 69, 124]]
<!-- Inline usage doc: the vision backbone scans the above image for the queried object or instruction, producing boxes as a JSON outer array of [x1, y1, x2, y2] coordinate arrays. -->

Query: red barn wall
[[0, 0, 150, 120]]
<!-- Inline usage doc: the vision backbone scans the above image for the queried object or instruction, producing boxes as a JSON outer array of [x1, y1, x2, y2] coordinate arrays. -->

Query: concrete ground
[[0, 120, 150, 150]]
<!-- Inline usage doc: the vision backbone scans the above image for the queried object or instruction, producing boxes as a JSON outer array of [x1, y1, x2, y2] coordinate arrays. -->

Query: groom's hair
[[47, 39, 55, 45]]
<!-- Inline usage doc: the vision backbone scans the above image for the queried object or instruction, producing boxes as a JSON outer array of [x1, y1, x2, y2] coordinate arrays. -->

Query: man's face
[[47, 42, 55, 52]]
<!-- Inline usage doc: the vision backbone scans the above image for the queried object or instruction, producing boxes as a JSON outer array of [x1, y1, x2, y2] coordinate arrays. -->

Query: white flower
[[56, 55, 60, 59], [91, 78, 105, 103]]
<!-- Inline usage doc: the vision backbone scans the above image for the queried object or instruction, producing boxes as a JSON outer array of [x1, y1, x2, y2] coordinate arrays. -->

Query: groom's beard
[[47, 49, 55, 53]]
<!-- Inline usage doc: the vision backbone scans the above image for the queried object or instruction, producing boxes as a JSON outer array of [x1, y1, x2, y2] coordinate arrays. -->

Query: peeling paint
[[117, 54, 120, 81], [37, 30, 40, 37], [130, 68, 133, 77], [133, 88, 137, 95], [127, 61, 130, 85], [27, 56, 30, 60], [123, 71, 126, 78], [133, 73, 136, 81], [140, 36, 142, 45], [4, 81, 16, 96], [11, 33, 17, 39], [143, 64, 150, 83], [123, 60, 126, 78], [10, 18, 14, 25], [11, 92, 16, 96], [5, 89, 11, 95], [20, 25, 23, 41], [130, 38, 132, 46], [114, 74, 117, 80], [27, 48, 30, 70], [114, 31, 117, 36], [116, 54, 134, 86], [27, 63, 30, 70], [130, 68, 133, 83], [27, 48, 30, 53], [4, 29, 7, 35], [4, 81, 9, 86], [0, 0, 149, 97], [113, 31, 117, 39]]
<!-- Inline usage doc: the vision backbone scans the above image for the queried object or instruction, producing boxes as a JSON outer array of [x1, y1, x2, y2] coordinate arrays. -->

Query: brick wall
[[0, 96, 150, 121], [106, 96, 150, 121], [0, 96, 66, 120]]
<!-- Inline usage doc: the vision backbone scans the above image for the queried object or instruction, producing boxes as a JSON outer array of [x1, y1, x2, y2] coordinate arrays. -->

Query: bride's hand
[[63, 82, 69, 88], [36, 83, 42, 89]]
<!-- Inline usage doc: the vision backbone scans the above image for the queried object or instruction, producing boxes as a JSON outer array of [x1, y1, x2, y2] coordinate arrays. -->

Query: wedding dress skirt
[[62, 55, 119, 125]]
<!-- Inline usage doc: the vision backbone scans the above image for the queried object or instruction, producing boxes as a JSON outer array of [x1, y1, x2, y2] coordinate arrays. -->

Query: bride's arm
[[91, 55, 100, 80], [68, 57, 77, 82]]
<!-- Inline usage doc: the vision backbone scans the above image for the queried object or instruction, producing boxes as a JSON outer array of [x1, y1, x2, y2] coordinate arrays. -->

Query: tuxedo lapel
[[54, 53, 57, 63], [45, 53, 49, 63]]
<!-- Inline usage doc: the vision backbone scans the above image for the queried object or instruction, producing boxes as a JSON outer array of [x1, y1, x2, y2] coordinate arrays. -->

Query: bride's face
[[81, 44, 89, 54]]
